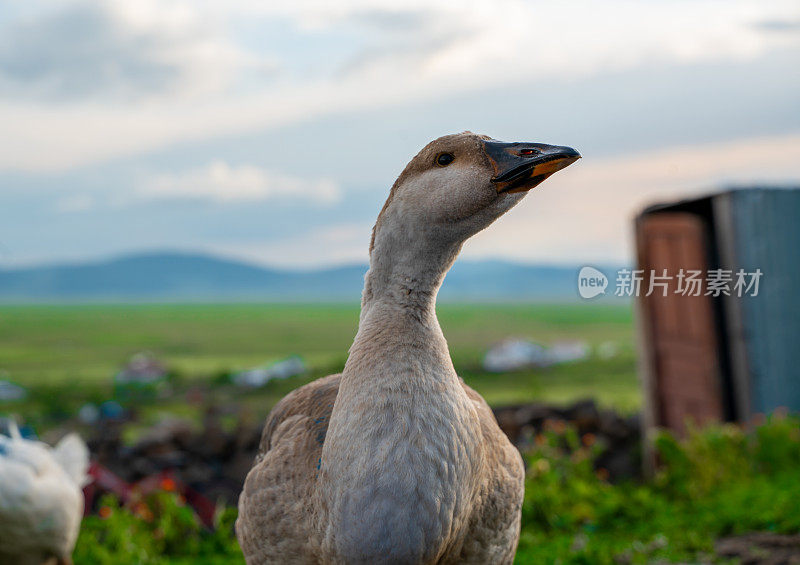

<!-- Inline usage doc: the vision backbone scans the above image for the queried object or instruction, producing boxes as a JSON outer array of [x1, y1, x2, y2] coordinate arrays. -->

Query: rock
[[516, 403, 558, 427], [716, 533, 800, 564], [599, 409, 634, 440], [562, 399, 601, 433]]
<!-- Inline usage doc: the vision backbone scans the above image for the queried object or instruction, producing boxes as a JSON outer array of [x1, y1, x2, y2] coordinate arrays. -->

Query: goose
[[0, 421, 90, 565], [236, 132, 580, 564]]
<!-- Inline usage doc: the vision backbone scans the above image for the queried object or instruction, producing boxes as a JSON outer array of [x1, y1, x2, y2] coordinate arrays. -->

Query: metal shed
[[635, 187, 800, 441]]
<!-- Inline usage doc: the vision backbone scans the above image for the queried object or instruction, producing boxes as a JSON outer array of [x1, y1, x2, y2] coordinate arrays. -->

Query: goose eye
[[436, 153, 455, 167]]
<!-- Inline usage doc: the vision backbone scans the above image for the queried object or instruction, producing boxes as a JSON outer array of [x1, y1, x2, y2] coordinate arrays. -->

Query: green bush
[[515, 414, 800, 564], [74, 492, 242, 564]]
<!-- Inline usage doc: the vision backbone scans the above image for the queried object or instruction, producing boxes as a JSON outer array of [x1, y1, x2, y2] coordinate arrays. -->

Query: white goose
[[237, 132, 580, 564], [0, 421, 89, 565]]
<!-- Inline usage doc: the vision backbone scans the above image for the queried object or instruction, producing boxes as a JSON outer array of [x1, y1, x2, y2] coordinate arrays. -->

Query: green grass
[[0, 302, 632, 381], [0, 304, 362, 385], [0, 302, 639, 429]]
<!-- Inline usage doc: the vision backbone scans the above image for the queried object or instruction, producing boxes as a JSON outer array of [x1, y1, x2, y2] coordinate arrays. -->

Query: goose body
[[0, 423, 89, 565], [237, 132, 580, 564]]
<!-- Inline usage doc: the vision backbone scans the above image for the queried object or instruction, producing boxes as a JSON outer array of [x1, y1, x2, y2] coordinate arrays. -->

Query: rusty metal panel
[[637, 213, 725, 436]]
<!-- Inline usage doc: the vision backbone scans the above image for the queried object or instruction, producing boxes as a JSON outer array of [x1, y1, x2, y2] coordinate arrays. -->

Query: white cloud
[[215, 0, 800, 79], [0, 0, 264, 102], [463, 133, 800, 264], [140, 161, 341, 204], [208, 223, 372, 268], [7, 133, 799, 269], [0, 0, 797, 172], [203, 134, 800, 268]]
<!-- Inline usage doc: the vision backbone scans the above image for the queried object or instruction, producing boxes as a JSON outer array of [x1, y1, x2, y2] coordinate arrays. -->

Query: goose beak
[[485, 140, 581, 194]]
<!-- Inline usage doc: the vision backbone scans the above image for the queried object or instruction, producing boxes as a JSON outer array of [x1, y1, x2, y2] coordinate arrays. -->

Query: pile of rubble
[[82, 397, 640, 525], [493, 398, 641, 481], [87, 408, 262, 516]]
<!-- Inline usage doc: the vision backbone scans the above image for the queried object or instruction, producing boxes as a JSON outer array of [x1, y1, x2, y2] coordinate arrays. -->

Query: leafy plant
[[74, 492, 242, 564], [516, 415, 800, 564]]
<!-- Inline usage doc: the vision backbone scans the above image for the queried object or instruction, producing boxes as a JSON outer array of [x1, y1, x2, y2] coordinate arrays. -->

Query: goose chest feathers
[[236, 132, 580, 564]]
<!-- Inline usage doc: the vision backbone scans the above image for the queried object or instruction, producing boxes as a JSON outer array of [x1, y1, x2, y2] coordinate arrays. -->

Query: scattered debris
[[84, 465, 218, 529], [114, 353, 170, 402], [483, 339, 591, 372], [547, 340, 590, 364], [483, 340, 549, 372], [232, 355, 307, 387], [0, 379, 27, 401], [100, 400, 125, 420], [597, 341, 619, 360], [79, 400, 126, 425], [78, 404, 100, 425], [493, 398, 641, 481], [115, 352, 168, 385], [88, 408, 261, 512]]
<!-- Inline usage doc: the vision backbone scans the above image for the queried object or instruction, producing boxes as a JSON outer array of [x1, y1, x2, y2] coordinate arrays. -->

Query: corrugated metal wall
[[726, 189, 800, 414]]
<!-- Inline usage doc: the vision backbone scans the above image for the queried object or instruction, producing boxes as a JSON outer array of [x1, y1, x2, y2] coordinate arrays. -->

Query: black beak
[[484, 140, 581, 194]]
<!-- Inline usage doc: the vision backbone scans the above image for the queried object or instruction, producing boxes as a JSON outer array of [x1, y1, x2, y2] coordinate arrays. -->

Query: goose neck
[[361, 238, 460, 316]]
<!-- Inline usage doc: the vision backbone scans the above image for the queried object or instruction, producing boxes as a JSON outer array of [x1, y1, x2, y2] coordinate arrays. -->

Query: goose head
[[368, 132, 579, 291]]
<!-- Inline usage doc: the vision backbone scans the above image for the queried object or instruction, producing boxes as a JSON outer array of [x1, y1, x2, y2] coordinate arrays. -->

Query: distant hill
[[0, 252, 619, 302]]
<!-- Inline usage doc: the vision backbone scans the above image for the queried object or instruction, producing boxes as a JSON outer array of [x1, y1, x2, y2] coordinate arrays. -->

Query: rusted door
[[637, 213, 724, 436]]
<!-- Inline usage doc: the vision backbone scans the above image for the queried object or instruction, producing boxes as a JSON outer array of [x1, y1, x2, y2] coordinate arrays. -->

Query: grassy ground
[[0, 302, 639, 431]]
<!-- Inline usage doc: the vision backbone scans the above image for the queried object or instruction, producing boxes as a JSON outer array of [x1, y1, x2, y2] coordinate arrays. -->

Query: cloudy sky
[[1, 0, 799, 268]]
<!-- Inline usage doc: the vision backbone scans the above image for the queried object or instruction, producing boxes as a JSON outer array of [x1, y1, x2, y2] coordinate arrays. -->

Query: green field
[[3, 303, 799, 564], [0, 302, 639, 429]]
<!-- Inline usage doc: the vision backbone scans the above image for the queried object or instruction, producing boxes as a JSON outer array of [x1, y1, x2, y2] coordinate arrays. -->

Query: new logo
[[578, 266, 608, 299]]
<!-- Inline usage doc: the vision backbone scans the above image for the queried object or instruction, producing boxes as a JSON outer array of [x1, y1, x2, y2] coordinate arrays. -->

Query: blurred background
[[1, 1, 799, 563]]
